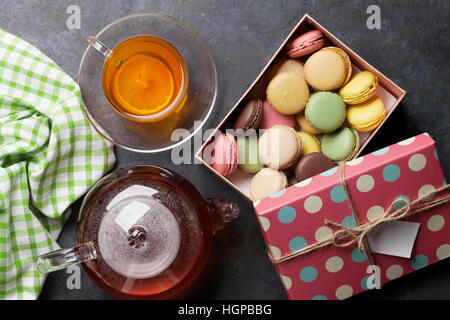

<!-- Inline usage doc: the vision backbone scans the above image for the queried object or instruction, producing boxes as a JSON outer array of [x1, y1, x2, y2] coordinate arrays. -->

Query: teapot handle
[[205, 198, 239, 234], [35, 242, 97, 274]]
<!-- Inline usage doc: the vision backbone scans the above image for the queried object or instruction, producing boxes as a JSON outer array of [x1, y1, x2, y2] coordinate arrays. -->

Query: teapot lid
[[98, 192, 181, 279]]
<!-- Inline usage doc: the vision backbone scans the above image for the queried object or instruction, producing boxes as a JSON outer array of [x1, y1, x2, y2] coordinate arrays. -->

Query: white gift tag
[[367, 221, 420, 259]]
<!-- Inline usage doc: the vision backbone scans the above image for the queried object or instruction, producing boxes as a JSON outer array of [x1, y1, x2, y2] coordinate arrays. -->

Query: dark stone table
[[2, 0, 449, 300]]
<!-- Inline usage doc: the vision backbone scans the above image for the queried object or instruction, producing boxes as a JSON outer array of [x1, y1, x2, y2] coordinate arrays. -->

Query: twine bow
[[270, 162, 450, 265]]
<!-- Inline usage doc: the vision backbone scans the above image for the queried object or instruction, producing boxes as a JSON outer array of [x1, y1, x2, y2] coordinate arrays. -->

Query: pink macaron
[[259, 100, 295, 130], [286, 29, 325, 58], [211, 132, 238, 176]]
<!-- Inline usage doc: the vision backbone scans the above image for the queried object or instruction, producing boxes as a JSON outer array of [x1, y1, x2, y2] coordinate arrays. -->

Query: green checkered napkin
[[0, 29, 115, 299]]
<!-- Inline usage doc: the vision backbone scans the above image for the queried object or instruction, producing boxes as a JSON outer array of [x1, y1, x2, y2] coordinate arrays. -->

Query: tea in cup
[[89, 35, 188, 122]]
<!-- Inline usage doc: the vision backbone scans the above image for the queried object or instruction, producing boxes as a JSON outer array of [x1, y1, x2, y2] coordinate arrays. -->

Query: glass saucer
[[78, 13, 217, 153]]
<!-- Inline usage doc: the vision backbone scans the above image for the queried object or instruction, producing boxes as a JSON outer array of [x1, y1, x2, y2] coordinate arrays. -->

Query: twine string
[[336, 162, 375, 266]]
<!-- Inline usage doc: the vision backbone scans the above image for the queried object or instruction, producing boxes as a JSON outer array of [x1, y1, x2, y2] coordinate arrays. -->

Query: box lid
[[254, 133, 450, 299]]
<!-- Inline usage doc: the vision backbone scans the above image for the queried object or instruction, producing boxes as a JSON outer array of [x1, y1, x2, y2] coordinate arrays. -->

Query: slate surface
[[1, 0, 449, 300]]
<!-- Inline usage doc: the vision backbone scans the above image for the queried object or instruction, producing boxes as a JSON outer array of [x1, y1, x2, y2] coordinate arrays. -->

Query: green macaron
[[321, 126, 360, 162], [305, 92, 346, 133], [237, 136, 265, 173]]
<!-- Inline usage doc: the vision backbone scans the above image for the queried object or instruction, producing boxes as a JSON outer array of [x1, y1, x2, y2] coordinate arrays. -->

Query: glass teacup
[[78, 13, 217, 153], [89, 35, 188, 122]]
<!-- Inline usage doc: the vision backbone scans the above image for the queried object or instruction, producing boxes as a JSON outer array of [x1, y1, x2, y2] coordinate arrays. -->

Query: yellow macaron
[[346, 96, 386, 132], [267, 72, 310, 115], [267, 57, 306, 80], [339, 71, 378, 105], [296, 112, 323, 135], [297, 132, 321, 156], [304, 47, 352, 91]]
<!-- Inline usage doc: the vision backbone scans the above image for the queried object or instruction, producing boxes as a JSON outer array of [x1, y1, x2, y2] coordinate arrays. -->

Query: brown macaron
[[233, 99, 263, 131], [295, 152, 336, 182]]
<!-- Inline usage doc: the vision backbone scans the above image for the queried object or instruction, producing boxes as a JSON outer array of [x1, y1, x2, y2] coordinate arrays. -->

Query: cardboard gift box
[[195, 14, 406, 201], [253, 133, 450, 300]]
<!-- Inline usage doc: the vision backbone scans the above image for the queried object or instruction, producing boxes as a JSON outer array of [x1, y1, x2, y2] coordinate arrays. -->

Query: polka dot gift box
[[254, 133, 450, 300]]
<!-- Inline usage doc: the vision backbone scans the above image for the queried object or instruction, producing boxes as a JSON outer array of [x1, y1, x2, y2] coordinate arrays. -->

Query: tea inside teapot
[[36, 166, 239, 299], [78, 168, 209, 296]]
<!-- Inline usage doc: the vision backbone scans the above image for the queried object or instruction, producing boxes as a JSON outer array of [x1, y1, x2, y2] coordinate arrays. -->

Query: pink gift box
[[253, 133, 449, 300]]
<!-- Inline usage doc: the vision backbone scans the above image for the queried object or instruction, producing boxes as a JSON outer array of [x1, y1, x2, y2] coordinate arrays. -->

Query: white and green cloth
[[0, 29, 115, 299]]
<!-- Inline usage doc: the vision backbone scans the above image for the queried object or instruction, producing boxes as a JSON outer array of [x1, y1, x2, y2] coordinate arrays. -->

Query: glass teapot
[[35, 166, 239, 299]]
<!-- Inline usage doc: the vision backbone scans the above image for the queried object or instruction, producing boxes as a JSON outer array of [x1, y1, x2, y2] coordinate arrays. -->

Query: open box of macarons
[[196, 14, 406, 202]]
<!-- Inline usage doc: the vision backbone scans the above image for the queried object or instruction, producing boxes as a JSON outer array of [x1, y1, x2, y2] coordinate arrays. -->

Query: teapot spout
[[206, 198, 239, 234]]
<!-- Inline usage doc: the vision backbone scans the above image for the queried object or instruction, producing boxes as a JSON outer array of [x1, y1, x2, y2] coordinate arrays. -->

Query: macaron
[[304, 47, 352, 91], [266, 72, 310, 115], [250, 168, 288, 201], [296, 112, 323, 135], [346, 96, 386, 132], [267, 57, 305, 80], [259, 125, 302, 170], [305, 92, 346, 133], [259, 99, 295, 130], [211, 132, 238, 176], [233, 99, 263, 131], [297, 132, 321, 156], [339, 71, 378, 105], [295, 152, 336, 182], [321, 126, 360, 162], [286, 29, 325, 58], [237, 135, 264, 173]]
